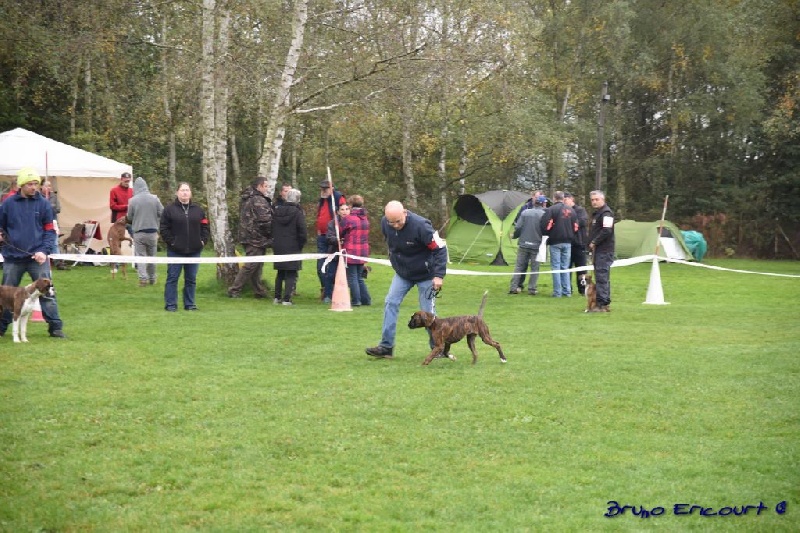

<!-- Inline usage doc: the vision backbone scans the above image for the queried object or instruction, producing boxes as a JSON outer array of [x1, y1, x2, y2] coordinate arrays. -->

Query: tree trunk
[[201, 0, 236, 283], [402, 112, 418, 210], [257, 0, 308, 199]]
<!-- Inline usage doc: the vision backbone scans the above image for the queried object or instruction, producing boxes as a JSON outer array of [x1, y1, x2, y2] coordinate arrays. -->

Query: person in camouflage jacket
[[228, 176, 274, 298]]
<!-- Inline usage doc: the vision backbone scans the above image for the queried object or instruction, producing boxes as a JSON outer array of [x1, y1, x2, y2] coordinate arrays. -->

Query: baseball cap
[[121, 172, 132, 179], [535, 195, 547, 205], [319, 179, 331, 188]]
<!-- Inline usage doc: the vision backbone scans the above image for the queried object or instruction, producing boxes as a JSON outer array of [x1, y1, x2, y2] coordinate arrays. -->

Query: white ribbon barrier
[[9, 251, 791, 278]]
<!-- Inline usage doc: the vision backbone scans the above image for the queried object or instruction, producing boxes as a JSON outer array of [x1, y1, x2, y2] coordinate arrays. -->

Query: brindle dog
[[408, 302, 506, 365], [584, 273, 599, 312]]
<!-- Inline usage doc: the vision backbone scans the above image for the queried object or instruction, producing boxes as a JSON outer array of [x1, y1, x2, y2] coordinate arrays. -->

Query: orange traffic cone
[[329, 258, 352, 312], [31, 298, 45, 322]]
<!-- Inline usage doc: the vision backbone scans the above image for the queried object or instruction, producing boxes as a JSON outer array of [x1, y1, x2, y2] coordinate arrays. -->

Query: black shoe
[[528, 289, 538, 295], [49, 330, 67, 339], [366, 345, 394, 358], [185, 307, 198, 311]]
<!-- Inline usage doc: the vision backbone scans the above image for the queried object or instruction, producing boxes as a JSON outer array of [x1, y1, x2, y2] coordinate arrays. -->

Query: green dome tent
[[445, 190, 529, 265], [615, 220, 696, 260]]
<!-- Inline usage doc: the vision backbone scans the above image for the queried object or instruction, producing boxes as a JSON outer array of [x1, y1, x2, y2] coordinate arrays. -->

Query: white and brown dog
[[0, 278, 55, 343]]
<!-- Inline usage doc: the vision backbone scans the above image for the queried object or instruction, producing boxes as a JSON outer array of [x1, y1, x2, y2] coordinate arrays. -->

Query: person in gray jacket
[[509, 195, 547, 295], [126, 177, 164, 286]]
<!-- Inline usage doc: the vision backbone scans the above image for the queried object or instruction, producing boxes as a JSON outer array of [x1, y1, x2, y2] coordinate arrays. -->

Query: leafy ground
[[1, 257, 798, 531]]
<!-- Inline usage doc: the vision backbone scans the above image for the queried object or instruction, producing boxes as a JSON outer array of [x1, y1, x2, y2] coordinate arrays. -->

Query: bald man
[[365, 201, 447, 359]]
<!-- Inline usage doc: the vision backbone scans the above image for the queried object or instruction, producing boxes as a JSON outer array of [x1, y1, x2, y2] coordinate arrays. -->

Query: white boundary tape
[[7, 251, 789, 278]]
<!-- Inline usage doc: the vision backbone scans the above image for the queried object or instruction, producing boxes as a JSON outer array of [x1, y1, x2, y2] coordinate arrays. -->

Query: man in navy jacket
[[366, 201, 447, 359]]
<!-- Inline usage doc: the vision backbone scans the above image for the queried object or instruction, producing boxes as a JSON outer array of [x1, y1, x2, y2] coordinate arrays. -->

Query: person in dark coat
[[159, 182, 210, 312], [564, 192, 589, 295], [272, 188, 307, 306], [228, 176, 273, 299], [588, 190, 615, 312]]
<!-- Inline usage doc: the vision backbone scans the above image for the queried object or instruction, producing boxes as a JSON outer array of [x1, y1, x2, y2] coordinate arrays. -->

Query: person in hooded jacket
[[127, 177, 164, 286], [159, 182, 210, 311], [272, 188, 307, 306], [340, 195, 372, 306], [228, 176, 273, 299]]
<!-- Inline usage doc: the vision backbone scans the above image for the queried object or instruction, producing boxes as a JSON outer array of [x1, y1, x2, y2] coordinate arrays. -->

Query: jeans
[[133, 232, 159, 282], [0, 259, 64, 334], [509, 246, 540, 292], [322, 256, 337, 300], [316, 235, 333, 297], [549, 242, 572, 297], [346, 263, 372, 306], [379, 275, 436, 349], [164, 250, 201, 310]]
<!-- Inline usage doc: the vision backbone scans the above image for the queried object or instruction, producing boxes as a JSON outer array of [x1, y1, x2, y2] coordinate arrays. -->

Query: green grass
[[1, 257, 798, 531]]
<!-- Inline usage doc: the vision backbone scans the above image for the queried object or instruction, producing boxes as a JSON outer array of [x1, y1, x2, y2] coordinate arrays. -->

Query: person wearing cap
[[110, 172, 134, 274], [0, 167, 67, 338], [110, 172, 134, 223], [564, 192, 589, 295], [315, 179, 346, 303], [509, 195, 547, 295]]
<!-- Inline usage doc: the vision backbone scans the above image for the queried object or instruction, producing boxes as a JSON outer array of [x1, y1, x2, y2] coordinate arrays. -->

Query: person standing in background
[[315, 180, 346, 303], [109, 172, 133, 275], [340, 195, 372, 307], [272, 188, 307, 306], [540, 191, 578, 298], [228, 176, 273, 299], [588, 190, 615, 312], [509, 195, 547, 295], [159, 182, 210, 312], [564, 192, 589, 295], [127, 177, 164, 287]]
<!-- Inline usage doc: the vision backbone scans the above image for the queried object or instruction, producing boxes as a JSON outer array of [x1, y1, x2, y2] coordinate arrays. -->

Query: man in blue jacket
[[366, 201, 447, 359], [0, 167, 66, 338]]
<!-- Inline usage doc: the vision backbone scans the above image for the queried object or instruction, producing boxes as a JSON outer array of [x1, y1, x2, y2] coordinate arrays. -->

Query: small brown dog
[[107, 217, 132, 279], [408, 293, 506, 365], [0, 278, 55, 343], [61, 223, 85, 248], [584, 273, 599, 312]]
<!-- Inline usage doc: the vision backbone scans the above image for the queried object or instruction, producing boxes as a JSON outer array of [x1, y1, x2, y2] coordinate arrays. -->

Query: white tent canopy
[[0, 127, 132, 243]]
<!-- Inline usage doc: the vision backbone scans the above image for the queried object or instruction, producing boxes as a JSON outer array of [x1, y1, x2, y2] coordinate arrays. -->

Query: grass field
[[1, 256, 798, 531]]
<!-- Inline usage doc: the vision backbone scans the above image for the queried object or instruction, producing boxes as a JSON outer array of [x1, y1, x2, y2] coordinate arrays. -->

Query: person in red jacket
[[110, 172, 133, 223], [340, 195, 371, 306], [109, 171, 134, 274]]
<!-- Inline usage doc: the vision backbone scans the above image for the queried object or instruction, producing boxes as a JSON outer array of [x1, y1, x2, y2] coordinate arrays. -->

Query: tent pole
[[458, 221, 489, 264], [654, 195, 669, 257]]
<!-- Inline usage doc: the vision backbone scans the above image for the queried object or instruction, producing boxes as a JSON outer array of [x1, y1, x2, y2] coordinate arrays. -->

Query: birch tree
[[201, 0, 236, 281]]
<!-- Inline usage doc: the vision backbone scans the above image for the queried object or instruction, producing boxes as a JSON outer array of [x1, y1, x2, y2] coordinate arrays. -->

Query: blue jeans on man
[[164, 250, 201, 310], [378, 275, 436, 349], [317, 234, 333, 299], [549, 242, 572, 297], [0, 259, 64, 335]]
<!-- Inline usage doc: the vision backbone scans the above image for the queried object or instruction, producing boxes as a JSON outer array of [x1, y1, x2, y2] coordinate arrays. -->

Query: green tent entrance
[[445, 190, 529, 265], [614, 220, 695, 260]]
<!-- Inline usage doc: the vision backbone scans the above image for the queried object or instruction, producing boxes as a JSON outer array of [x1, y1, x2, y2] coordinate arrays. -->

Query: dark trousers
[[275, 270, 298, 303], [570, 243, 588, 295], [593, 251, 613, 306], [228, 244, 268, 297]]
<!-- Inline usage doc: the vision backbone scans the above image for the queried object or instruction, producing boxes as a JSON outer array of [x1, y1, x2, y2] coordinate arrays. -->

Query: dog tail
[[477, 290, 488, 317]]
